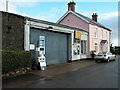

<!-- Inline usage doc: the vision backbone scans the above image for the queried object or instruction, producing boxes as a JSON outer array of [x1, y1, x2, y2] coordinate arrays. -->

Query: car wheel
[[95, 60, 98, 62], [95, 60, 101, 63], [98, 60, 101, 63], [107, 58, 110, 62], [113, 58, 116, 61]]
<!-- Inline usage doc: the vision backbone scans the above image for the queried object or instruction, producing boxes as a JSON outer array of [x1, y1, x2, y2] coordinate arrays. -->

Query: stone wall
[[2, 11, 25, 50]]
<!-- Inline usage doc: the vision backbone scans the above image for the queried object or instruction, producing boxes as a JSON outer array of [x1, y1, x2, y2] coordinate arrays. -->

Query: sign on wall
[[39, 36, 45, 55], [29, 44, 35, 50], [75, 31, 82, 39], [39, 36, 45, 46]]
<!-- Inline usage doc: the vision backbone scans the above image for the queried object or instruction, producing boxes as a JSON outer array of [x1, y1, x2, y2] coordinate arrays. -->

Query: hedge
[[2, 50, 32, 74], [110, 48, 120, 55]]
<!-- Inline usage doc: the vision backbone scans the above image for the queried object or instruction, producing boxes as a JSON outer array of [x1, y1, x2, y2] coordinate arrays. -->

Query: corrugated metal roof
[[27, 17, 88, 32]]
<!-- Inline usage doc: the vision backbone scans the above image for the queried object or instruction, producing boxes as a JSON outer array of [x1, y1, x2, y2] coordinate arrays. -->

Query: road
[[14, 56, 119, 88]]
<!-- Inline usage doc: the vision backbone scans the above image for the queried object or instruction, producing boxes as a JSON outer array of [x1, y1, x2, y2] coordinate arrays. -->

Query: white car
[[94, 52, 116, 62]]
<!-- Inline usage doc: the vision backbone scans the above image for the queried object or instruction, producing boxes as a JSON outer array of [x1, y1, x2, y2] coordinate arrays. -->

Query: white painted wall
[[24, 20, 30, 51]]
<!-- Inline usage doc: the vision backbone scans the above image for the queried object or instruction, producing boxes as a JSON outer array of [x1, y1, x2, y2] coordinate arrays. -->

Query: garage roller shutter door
[[30, 28, 68, 65]]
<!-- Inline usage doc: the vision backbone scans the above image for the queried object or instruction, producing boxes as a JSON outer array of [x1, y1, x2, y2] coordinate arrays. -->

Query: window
[[100, 44, 103, 52], [81, 40, 83, 54], [108, 52, 112, 55], [81, 40, 87, 54], [95, 43, 98, 52], [100, 29, 103, 39], [84, 41, 86, 54], [94, 27, 97, 38], [106, 31, 108, 39]]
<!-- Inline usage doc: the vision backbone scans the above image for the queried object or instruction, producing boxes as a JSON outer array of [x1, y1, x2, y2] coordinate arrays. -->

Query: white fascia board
[[29, 21, 74, 34], [24, 19, 30, 51], [53, 26, 74, 33], [57, 10, 90, 24], [70, 11, 89, 23], [56, 11, 69, 23], [82, 31, 88, 35]]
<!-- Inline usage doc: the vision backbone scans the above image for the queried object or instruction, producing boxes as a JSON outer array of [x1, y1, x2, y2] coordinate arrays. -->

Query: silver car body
[[94, 52, 116, 61]]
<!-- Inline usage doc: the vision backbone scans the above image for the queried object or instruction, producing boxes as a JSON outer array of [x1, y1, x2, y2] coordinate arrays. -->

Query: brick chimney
[[92, 13, 98, 22], [68, 1, 76, 12]]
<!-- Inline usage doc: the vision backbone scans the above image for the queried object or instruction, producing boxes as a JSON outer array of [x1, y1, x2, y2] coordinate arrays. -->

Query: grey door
[[30, 28, 68, 65]]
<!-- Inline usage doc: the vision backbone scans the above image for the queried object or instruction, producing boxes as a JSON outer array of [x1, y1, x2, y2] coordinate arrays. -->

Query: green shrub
[[2, 50, 32, 74]]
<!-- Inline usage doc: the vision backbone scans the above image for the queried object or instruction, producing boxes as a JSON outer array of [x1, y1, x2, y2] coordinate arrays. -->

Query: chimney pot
[[68, 1, 76, 12], [92, 13, 98, 22]]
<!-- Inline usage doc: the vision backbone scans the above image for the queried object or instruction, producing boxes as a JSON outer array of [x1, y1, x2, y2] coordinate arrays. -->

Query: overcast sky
[[0, 0, 119, 46]]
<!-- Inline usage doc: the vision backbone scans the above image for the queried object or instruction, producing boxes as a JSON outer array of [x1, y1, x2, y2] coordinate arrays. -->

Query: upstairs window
[[94, 27, 97, 38], [100, 29, 103, 39], [106, 31, 108, 39]]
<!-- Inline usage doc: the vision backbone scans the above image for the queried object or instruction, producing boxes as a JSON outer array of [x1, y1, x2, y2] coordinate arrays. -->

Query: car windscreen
[[103, 52, 107, 54], [98, 52, 107, 55]]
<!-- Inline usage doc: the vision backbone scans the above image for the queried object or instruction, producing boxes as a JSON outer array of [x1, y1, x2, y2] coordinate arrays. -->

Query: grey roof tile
[[74, 12, 111, 31]]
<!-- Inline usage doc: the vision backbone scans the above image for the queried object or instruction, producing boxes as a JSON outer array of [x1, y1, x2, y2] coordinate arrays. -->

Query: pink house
[[57, 1, 111, 58]]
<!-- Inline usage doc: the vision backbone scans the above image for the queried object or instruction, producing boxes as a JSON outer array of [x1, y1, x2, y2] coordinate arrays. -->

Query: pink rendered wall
[[59, 13, 89, 32], [58, 12, 110, 59], [88, 24, 110, 58]]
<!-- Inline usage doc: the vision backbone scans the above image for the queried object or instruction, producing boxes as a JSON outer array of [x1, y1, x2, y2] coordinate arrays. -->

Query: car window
[[109, 53, 112, 55], [103, 52, 107, 54], [98, 52, 103, 54], [98, 52, 107, 55], [107, 52, 112, 55]]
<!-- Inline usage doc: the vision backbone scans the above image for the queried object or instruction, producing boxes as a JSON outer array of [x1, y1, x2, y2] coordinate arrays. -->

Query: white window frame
[[94, 27, 97, 38], [95, 43, 98, 52], [100, 29, 103, 39], [106, 31, 108, 40], [81, 40, 87, 54]]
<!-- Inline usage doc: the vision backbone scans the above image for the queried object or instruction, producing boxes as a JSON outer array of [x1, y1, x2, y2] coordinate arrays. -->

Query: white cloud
[[1, 0, 119, 2], [0, 0, 63, 22], [99, 12, 118, 46], [33, 7, 64, 22], [100, 12, 118, 20], [8, 2, 18, 13], [111, 37, 118, 46], [0, 0, 42, 13], [0, 1, 6, 11], [1, 0, 39, 2], [9, 0, 120, 2], [0, 0, 37, 17], [0, 0, 18, 13], [35, 13, 56, 21], [51, 7, 61, 12], [78, 11, 93, 18]]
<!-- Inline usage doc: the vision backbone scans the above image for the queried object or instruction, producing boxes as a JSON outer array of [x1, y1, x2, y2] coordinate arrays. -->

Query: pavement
[[3, 59, 97, 88]]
